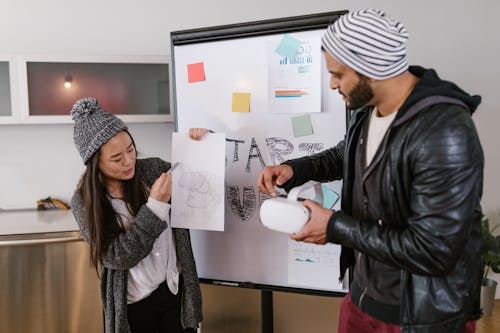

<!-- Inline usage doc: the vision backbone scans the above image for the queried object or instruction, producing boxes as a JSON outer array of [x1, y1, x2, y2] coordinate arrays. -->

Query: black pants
[[127, 280, 196, 333]]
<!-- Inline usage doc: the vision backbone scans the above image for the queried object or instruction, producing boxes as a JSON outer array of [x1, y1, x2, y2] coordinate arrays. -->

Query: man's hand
[[290, 199, 334, 245], [257, 164, 294, 197]]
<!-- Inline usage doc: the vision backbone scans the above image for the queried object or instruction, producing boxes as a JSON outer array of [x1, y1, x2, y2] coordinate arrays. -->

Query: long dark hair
[[76, 131, 148, 273]]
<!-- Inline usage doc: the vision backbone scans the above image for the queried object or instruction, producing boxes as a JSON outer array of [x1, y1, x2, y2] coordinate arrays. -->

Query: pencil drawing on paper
[[173, 171, 222, 217]]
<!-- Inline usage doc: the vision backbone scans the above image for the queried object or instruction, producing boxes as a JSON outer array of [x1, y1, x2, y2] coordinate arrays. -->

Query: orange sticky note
[[232, 93, 251, 112], [187, 62, 205, 83]]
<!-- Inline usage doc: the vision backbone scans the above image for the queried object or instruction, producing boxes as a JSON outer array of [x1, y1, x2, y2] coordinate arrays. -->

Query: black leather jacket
[[284, 67, 484, 333]]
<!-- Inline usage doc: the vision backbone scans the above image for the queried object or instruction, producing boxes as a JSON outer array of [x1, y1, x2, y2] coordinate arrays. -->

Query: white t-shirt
[[110, 197, 179, 304], [366, 107, 398, 166]]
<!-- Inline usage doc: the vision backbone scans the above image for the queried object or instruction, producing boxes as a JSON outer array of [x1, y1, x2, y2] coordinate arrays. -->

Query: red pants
[[338, 293, 476, 333]]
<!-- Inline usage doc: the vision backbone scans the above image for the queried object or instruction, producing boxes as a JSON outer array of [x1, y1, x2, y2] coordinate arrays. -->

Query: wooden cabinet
[[0, 55, 173, 124]]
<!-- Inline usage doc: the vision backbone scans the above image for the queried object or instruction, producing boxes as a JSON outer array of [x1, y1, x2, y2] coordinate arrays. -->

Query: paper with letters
[[171, 132, 226, 231]]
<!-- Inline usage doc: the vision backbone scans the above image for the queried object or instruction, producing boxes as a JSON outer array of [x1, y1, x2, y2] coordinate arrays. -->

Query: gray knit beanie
[[71, 97, 128, 164], [322, 9, 409, 80]]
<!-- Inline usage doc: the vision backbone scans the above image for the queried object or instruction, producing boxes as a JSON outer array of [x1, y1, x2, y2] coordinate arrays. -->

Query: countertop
[[0, 209, 79, 235]]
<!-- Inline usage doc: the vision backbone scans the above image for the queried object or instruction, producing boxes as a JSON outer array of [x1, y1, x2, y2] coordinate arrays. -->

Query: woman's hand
[[189, 128, 210, 141], [150, 172, 172, 203]]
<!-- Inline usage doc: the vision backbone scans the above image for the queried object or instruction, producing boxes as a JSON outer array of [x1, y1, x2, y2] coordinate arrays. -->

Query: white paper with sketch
[[171, 132, 226, 231]]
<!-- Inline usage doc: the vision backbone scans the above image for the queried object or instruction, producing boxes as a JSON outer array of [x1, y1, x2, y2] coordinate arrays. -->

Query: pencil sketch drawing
[[174, 171, 222, 217]]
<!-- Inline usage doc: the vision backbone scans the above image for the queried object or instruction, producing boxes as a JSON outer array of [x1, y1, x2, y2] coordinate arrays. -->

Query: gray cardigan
[[71, 158, 202, 333]]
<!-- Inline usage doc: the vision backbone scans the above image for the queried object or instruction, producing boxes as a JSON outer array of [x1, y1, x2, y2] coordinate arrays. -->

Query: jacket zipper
[[359, 287, 367, 308], [357, 251, 368, 308], [344, 110, 368, 214]]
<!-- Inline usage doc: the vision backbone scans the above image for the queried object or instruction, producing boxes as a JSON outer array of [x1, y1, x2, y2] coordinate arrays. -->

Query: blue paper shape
[[275, 35, 302, 59], [321, 185, 340, 209]]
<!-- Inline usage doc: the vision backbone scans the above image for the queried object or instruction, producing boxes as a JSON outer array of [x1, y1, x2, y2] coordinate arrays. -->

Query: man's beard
[[343, 76, 374, 110]]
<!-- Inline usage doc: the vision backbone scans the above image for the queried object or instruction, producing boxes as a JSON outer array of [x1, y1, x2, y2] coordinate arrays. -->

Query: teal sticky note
[[275, 35, 302, 58], [321, 185, 340, 209], [291, 114, 313, 137]]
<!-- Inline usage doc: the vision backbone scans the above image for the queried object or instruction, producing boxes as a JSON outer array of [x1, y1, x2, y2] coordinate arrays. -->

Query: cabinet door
[[0, 232, 104, 333], [0, 61, 12, 117], [26, 61, 170, 122]]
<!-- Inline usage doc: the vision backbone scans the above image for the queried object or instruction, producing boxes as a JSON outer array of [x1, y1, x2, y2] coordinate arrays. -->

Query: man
[[257, 9, 483, 333]]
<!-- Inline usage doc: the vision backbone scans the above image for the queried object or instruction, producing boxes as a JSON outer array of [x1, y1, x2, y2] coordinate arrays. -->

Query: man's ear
[[366, 77, 381, 89]]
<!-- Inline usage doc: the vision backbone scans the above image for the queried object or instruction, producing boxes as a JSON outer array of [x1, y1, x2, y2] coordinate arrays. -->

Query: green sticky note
[[291, 114, 313, 137]]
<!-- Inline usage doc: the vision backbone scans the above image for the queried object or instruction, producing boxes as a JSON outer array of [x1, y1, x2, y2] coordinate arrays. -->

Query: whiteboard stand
[[261, 289, 273, 333]]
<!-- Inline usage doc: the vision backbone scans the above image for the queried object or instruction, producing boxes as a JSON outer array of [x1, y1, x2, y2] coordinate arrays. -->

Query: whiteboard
[[171, 11, 348, 294]]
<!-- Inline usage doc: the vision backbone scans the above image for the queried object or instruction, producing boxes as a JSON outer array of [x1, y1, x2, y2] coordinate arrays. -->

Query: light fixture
[[64, 75, 72, 89]]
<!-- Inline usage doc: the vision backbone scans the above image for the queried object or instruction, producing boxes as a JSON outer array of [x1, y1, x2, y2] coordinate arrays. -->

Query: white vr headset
[[259, 181, 324, 234]]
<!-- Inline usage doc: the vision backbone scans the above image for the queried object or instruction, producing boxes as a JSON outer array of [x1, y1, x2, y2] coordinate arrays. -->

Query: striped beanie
[[71, 97, 128, 164], [322, 9, 409, 80]]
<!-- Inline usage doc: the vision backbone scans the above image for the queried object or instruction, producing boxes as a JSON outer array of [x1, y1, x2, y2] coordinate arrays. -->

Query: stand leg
[[261, 289, 273, 333]]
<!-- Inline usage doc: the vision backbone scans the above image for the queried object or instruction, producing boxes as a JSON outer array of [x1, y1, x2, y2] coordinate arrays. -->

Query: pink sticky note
[[187, 62, 205, 83]]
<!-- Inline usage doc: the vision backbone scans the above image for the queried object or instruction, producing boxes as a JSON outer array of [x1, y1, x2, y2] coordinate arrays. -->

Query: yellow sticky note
[[232, 93, 251, 112]]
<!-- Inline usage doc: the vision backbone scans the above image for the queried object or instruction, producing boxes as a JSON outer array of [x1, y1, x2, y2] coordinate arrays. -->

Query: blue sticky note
[[275, 35, 302, 59], [321, 185, 340, 209]]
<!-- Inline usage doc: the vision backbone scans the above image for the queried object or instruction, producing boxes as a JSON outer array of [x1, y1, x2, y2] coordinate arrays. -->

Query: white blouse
[[110, 196, 179, 304]]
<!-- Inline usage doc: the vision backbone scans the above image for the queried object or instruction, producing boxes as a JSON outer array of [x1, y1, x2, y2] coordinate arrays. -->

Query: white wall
[[1, 0, 499, 303]]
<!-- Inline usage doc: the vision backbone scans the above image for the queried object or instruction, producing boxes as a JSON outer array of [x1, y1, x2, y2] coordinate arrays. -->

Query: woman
[[70, 97, 201, 333]]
